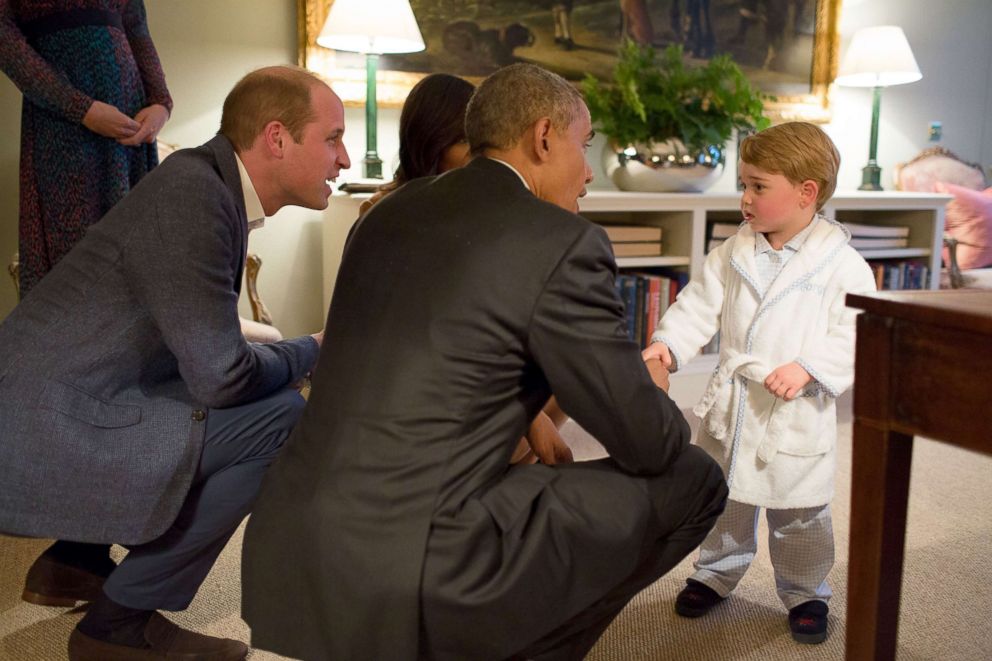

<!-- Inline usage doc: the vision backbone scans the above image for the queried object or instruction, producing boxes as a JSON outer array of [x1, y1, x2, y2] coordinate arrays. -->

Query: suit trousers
[[690, 499, 834, 610], [102, 388, 305, 611], [480, 445, 727, 661]]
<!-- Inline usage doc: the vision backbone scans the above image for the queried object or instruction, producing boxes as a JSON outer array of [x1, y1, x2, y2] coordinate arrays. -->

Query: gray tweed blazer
[[0, 135, 319, 545]]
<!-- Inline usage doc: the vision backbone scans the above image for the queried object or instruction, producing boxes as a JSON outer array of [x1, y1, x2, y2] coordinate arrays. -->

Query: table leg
[[845, 422, 914, 660]]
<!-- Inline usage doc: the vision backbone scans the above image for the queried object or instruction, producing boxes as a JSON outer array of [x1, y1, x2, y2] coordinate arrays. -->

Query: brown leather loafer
[[22, 553, 112, 607], [68, 613, 249, 660]]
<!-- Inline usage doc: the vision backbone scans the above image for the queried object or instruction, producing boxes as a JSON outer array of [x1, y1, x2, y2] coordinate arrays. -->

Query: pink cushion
[[936, 182, 992, 270]]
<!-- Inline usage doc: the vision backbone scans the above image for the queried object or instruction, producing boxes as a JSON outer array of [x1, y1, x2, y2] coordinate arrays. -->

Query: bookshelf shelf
[[858, 248, 932, 260], [616, 256, 691, 268]]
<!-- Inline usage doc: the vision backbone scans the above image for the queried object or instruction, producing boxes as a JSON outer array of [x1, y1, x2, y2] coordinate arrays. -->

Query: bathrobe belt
[[692, 351, 790, 463]]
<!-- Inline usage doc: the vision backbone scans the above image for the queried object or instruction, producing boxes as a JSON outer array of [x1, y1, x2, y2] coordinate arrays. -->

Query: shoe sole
[[792, 630, 827, 644], [675, 602, 714, 618], [22, 589, 87, 607]]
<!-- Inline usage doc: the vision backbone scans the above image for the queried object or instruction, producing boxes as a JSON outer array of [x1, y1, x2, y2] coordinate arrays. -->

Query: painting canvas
[[299, 0, 840, 120]]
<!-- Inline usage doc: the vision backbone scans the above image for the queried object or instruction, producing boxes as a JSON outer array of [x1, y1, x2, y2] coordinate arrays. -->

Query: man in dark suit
[[242, 63, 728, 660], [0, 66, 350, 660]]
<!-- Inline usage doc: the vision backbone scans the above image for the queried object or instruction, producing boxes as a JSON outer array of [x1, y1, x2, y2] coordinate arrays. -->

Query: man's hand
[[82, 100, 140, 139], [525, 411, 573, 465], [310, 330, 324, 348], [642, 341, 672, 368], [764, 361, 812, 401], [644, 357, 670, 392], [118, 104, 170, 146]]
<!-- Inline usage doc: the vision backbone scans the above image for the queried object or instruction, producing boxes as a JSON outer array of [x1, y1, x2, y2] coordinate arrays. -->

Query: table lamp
[[317, 0, 425, 178], [834, 25, 922, 191]]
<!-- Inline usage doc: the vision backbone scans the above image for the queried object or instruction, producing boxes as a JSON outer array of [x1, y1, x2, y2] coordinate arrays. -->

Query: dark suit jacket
[[242, 158, 689, 660], [0, 135, 319, 545]]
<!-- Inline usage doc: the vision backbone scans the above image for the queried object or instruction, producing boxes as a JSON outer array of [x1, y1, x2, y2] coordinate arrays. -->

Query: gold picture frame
[[299, 0, 842, 122]]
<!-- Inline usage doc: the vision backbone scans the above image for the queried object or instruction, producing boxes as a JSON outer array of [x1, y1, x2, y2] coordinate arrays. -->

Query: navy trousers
[[102, 388, 305, 610]]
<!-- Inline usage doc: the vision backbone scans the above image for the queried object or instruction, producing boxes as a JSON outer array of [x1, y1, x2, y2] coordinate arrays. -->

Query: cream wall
[[1, 0, 991, 331]]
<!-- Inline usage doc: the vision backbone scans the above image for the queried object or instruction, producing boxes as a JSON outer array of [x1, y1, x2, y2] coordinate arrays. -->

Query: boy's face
[[738, 161, 817, 248]]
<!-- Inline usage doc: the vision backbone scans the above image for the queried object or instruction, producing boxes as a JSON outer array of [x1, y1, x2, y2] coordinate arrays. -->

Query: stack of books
[[706, 221, 741, 252], [842, 222, 910, 249], [602, 224, 663, 257], [614, 269, 689, 348]]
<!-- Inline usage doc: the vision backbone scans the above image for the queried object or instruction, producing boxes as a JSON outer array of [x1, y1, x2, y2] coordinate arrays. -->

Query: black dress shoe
[[674, 579, 726, 618], [22, 549, 115, 607], [788, 600, 829, 644], [68, 613, 248, 660]]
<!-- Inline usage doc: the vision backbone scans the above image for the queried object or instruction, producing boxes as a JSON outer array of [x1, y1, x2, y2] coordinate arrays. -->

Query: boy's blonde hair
[[739, 121, 840, 210]]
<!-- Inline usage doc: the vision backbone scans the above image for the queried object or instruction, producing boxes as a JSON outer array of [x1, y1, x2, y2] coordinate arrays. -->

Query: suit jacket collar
[[204, 134, 248, 295], [467, 157, 532, 197]]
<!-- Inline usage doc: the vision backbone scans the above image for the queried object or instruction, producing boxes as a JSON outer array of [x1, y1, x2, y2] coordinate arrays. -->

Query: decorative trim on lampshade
[[835, 25, 921, 88], [316, 0, 424, 54]]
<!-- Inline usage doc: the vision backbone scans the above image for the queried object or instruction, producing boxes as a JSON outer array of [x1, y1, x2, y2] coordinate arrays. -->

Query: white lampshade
[[835, 26, 922, 88], [317, 0, 425, 54]]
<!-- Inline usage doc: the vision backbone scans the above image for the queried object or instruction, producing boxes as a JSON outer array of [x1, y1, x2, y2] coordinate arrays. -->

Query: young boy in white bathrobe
[[643, 122, 877, 644]]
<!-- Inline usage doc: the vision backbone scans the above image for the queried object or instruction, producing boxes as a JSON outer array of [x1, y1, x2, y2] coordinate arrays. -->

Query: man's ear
[[262, 120, 287, 157], [532, 117, 554, 163]]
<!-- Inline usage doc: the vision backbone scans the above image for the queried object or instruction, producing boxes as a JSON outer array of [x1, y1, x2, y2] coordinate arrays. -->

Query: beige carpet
[[2, 399, 990, 660]]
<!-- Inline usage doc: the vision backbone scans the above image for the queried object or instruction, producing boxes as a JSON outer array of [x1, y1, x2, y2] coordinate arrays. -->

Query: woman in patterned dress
[[0, 0, 172, 295]]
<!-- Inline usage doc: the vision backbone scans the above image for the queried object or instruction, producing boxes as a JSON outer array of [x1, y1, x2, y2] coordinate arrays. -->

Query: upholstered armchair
[[894, 147, 992, 288]]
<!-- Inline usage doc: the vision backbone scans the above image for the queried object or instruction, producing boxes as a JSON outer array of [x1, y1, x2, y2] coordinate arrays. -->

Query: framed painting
[[299, 0, 841, 121]]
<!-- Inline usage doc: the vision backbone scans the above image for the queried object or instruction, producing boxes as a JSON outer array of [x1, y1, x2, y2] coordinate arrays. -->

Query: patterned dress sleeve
[[122, 0, 172, 112], [0, 0, 93, 122]]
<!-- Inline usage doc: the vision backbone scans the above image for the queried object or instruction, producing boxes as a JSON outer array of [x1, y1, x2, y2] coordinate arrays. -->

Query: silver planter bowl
[[603, 139, 725, 193]]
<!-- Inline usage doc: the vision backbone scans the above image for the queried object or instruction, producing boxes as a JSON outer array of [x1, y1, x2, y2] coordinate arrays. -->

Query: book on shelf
[[842, 222, 910, 238], [866, 259, 930, 290], [601, 224, 663, 242], [709, 221, 741, 239], [612, 241, 663, 257], [614, 270, 689, 347], [849, 236, 910, 249]]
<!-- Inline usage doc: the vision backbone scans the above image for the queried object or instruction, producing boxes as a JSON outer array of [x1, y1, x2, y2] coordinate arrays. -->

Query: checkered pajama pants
[[689, 499, 833, 610]]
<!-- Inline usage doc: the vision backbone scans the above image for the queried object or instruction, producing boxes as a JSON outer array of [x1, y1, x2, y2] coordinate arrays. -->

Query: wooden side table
[[845, 290, 992, 660]]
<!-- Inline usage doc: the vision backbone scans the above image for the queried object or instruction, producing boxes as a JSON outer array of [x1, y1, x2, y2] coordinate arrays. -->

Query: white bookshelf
[[324, 189, 950, 408]]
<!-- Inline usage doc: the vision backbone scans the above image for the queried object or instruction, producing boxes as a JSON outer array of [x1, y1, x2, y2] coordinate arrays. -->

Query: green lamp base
[[859, 163, 883, 191]]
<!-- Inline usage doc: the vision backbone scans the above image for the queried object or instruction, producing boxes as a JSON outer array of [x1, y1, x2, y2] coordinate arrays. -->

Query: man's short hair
[[220, 66, 326, 151], [465, 63, 583, 155], [739, 121, 840, 210]]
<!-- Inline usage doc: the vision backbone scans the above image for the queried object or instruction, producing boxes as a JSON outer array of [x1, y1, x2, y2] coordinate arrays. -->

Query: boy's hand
[[644, 357, 670, 392], [764, 362, 812, 401], [642, 341, 672, 368]]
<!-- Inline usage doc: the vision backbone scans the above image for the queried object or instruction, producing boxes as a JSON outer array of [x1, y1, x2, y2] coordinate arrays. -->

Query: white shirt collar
[[487, 157, 530, 191], [235, 153, 266, 231], [755, 215, 819, 255]]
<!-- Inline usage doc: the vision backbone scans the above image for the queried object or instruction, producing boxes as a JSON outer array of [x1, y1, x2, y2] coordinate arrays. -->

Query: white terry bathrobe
[[653, 216, 877, 508]]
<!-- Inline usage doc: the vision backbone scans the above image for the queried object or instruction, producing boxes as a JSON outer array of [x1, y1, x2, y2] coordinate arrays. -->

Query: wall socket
[[928, 121, 942, 142]]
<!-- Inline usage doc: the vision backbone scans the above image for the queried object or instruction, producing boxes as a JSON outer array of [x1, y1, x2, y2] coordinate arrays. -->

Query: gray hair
[[465, 63, 584, 155]]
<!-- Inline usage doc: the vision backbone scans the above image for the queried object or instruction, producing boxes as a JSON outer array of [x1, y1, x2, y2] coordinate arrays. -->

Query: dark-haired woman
[[359, 72, 474, 214]]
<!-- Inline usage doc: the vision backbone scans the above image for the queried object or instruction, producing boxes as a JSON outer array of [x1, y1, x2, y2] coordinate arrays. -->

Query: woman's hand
[[118, 104, 170, 146], [82, 100, 140, 139], [523, 412, 573, 465]]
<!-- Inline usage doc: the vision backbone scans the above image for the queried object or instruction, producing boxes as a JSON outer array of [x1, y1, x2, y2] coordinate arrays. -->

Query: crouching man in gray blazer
[[0, 65, 350, 661], [243, 64, 728, 661]]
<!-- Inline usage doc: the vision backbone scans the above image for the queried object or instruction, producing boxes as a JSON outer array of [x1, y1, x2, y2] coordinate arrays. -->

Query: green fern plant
[[582, 41, 773, 152]]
